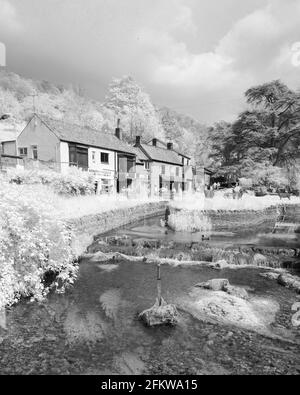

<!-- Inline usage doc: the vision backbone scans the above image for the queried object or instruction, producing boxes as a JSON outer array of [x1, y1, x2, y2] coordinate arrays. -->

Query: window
[[176, 167, 180, 177], [144, 161, 150, 170], [32, 146, 38, 160], [92, 151, 96, 163], [19, 147, 28, 157], [101, 152, 109, 164], [68, 144, 88, 169], [161, 165, 165, 175]]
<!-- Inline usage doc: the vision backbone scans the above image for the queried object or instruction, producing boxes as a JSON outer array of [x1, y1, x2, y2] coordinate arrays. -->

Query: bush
[[6, 167, 96, 196], [168, 210, 212, 235], [0, 180, 77, 309]]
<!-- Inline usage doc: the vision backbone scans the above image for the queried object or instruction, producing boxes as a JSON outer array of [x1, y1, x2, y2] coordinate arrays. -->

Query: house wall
[[149, 162, 183, 196], [88, 147, 116, 174], [1, 141, 17, 156], [133, 163, 150, 196], [0, 141, 21, 169], [88, 147, 117, 193], [60, 142, 69, 173], [17, 117, 60, 168]]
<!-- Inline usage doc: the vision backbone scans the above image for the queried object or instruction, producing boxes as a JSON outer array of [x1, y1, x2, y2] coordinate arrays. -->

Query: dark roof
[[131, 146, 149, 162], [36, 115, 135, 155], [139, 143, 183, 166], [146, 138, 191, 160]]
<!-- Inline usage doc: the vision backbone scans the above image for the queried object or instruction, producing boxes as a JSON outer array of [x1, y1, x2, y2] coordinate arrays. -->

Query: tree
[[208, 80, 300, 186], [245, 80, 300, 166], [103, 76, 165, 142]]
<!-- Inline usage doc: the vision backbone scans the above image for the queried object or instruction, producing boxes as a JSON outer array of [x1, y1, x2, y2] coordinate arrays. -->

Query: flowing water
[[0, 206, 300, 375]]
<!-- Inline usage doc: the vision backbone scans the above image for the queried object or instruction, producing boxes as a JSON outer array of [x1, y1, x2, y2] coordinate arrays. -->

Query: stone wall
[[69, 201, 167, 257]]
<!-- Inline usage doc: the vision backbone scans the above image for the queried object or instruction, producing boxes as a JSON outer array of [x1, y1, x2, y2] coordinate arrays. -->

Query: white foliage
[[0, 179, 77, 310]]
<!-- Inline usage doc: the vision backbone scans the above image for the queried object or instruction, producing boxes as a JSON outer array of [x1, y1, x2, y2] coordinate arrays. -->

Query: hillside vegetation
[[0, 70, 209, 163]]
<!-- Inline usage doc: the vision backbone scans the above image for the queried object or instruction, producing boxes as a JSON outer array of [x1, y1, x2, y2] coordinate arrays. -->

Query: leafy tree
[[103, 76, 165, 142], [245, 80, 300, 166], [208, 80, 300, 187]]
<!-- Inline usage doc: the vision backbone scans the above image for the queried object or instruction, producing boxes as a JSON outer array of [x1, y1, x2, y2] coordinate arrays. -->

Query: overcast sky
[[0, 0, 300, 123]]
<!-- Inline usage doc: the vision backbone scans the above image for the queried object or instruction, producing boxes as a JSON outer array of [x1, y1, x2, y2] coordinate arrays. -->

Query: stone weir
[[68, 201, 168, 257]]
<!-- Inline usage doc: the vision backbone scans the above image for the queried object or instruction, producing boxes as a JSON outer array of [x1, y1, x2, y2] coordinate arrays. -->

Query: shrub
[[51, 167, 96, 196], [168, 209, 212, 235], [6, 167, 96, 196], [0, 180, 77, 309]]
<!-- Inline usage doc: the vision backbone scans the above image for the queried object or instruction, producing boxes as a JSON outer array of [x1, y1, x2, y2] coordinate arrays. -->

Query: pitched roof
[[139, 143, 183, 166], [36, 115, 135, 155], [146, 138, 191, 159], [131, 146, 149, 162], [0, 128, 19, 143]]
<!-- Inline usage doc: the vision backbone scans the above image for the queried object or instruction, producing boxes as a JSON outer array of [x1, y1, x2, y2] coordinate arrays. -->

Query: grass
[[55, 193, 161, 220]]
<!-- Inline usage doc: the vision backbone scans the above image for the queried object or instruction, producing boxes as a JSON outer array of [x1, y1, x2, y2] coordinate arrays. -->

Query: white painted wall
[[160, 163, 182, 178], [88, 147, 115, 175], [60, 142, 69, 173]]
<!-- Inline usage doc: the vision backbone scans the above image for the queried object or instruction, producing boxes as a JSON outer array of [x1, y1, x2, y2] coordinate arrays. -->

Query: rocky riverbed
[[1, 208, 300, 375]]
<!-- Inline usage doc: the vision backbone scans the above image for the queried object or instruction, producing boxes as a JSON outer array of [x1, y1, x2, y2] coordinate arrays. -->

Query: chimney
[[152, 138, 157, 147], [135, 136, 141, 145], [167, 142, 173, 150], [115, 118, 122, 140]]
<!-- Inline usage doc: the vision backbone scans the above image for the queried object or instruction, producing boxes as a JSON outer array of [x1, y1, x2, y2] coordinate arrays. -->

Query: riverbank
[[69, 201, 168, 257]]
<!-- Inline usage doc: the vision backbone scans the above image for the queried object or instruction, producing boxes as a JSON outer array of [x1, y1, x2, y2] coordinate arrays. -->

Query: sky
[[0, 0, 300, 124]]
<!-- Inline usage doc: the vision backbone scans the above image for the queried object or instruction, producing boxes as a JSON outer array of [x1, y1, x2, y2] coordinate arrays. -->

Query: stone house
[[133, 136, 193, 198]]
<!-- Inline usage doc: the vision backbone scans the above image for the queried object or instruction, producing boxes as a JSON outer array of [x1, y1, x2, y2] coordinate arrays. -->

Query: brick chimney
[[115, 118, 122, 140], [167, 142, 173, 150], [152, 138, 157, 147], [135, 136, 141, 145]]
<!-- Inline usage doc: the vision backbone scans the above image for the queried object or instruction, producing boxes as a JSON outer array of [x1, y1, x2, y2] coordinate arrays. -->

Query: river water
[[0, 207, 300, 375]]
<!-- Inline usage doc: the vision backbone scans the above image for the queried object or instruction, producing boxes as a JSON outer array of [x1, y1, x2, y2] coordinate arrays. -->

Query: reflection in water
[[64, 304, 108, 344], [100, 289, 121, 320]]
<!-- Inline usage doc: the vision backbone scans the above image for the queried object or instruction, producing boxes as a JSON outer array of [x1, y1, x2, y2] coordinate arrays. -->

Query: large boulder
[[225, 285, 249, 300], [179, 288, 279, 334], [196, 279, 229, 291], [277, 274, 300, 293], [291, 302, 300, 327], [209, 260, 229, 270], [291, 302, 300, 312], [260, 272, 280, 281], [195, 279, 249, 300], [139, 298, 179, 327]]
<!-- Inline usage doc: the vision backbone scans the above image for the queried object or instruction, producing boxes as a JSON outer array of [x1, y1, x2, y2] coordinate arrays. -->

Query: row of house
[[0, 114, 212, 197]]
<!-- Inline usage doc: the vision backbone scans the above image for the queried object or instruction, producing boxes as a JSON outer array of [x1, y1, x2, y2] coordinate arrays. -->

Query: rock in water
[[195, 279, 249, 300], [196, 279, 229, 291], [278, 274, 300, 293], [291, 302, 300, 312], [139, 298, 179, 327], [225, 284, 249, 300], [291, 302, 300, 328]]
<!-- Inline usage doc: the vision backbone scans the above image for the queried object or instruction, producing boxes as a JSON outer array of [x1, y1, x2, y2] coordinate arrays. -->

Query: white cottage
[[12, 114, 136, 193]]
